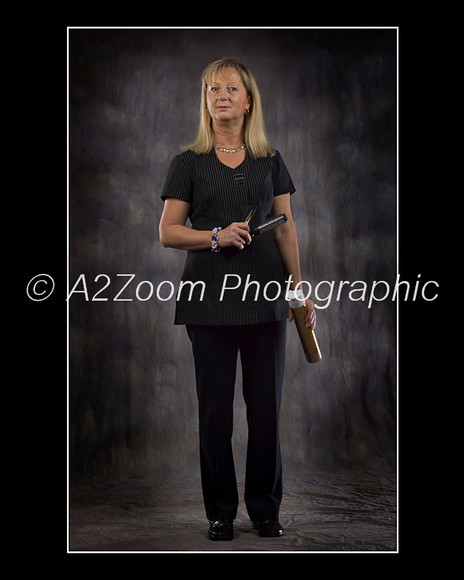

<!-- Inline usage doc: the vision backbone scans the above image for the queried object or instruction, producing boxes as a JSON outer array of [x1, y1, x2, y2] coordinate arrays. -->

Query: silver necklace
[[214, 143, 246, 153]]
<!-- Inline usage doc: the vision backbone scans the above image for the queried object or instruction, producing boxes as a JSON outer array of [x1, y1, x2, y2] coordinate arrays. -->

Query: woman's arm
[[159, 198, 252, 251], [272, 194, 316, 329], [159, 198, 210, 250]]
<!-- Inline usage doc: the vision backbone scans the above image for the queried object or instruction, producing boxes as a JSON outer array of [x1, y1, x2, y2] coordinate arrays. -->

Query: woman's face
[[206, 67, 251, 126]]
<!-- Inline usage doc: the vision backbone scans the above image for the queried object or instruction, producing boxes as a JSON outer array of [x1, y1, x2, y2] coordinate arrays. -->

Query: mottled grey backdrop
[[69, 28, 397, 482]]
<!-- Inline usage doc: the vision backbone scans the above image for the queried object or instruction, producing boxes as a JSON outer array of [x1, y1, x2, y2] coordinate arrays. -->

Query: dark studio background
[[68, 28, 397, 484]]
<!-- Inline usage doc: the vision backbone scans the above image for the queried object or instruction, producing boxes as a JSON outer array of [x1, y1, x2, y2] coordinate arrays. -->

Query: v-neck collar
[[212, 148, 247, 171]]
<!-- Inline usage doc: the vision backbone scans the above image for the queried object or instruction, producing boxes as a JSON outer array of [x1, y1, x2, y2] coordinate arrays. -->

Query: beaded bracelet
[[211, 226, 222, 252]]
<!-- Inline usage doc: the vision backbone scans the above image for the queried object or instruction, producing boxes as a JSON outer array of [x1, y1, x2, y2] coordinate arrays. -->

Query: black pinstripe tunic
[[161, 148, 296, 326]]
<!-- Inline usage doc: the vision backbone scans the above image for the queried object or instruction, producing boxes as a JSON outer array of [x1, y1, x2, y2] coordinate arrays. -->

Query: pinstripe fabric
[[161, 149, 296, 326]]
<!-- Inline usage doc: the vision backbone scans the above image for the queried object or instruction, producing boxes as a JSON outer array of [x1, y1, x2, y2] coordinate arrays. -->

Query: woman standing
[[159, 58, 315, 541]]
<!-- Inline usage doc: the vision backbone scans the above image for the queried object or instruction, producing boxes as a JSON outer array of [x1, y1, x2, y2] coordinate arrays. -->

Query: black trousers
[[186, 320, 286, 522]]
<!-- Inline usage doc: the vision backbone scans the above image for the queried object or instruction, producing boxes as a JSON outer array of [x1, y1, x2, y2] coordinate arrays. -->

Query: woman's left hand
[[288, 298, 316, 329]]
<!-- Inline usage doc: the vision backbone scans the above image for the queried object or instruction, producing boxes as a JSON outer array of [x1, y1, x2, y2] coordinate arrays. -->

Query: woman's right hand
[[217, 222, 252, 250]]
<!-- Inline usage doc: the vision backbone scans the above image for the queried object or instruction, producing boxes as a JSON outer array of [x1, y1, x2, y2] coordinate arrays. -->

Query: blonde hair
[[183, 58, 275, 158]]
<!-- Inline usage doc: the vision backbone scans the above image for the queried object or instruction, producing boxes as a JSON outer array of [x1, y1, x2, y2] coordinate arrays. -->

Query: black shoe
[[252, 520, 284, 537], [208, 519, 234, 541]]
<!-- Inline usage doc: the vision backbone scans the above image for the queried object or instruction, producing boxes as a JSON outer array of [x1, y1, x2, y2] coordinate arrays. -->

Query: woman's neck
[[212, 122, 244, 148]]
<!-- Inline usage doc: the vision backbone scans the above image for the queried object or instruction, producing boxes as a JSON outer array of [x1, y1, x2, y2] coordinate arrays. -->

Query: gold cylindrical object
[[287, 290, 322, 364], [291, 305, 322, 363]]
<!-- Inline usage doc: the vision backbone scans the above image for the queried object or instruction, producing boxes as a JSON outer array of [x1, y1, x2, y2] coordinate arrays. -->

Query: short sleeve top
[[161, 148, 296, 326]]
